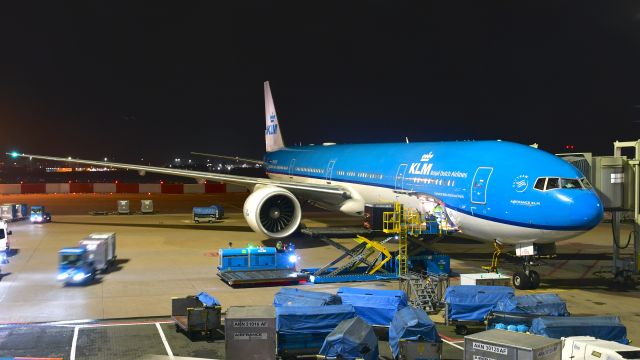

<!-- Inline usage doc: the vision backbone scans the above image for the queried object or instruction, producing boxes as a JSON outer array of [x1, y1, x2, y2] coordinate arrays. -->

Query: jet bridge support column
[[613, 140, 639, 277]]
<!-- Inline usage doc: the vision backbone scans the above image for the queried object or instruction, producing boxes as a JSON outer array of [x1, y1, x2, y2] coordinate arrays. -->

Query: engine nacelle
[[243, 186, 302, 238]]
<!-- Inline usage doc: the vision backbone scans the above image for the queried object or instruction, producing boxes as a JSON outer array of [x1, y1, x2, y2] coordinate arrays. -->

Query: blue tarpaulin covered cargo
[[444, 285, 514, 321], [277, 304, 357, 354], [196, 292, 221, 307], [337, 287, 408, 326], [319, 317, 379, 360], [495, 293, 569, 316], [531, 316, 628, 344], [389, 306, 441, 358], [276, 304, 356, 334], [273, 288, 342, 307]]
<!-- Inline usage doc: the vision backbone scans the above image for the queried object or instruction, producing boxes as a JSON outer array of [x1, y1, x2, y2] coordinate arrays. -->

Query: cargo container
[[225, 306, 276, 360], [461, 273, 512, 286], [465, 329, 561, 360], [117, 200, 130, 214], [0, 204, 17, 221], [141, 200, 154, 214], [13, 204, 27, 219]]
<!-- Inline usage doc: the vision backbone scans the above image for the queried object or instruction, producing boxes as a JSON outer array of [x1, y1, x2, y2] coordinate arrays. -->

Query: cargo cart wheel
[[195, 220, 199, 223], [512, 271, 530, 290], [528, 270, 540, 289], [455, 325, 468, 335]]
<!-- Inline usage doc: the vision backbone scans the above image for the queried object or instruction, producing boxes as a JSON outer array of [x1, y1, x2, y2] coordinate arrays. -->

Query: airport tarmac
[[0, 193, 637, 359]]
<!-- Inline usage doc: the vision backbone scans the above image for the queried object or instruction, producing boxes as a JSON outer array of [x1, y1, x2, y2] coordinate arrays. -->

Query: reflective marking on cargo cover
[[233, 332, 268, 340], [473, 343, 508, 355], [232, 321, 268, 327]]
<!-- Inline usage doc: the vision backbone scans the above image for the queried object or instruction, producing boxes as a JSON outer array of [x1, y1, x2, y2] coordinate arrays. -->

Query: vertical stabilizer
[[264, 81, 285, 152]]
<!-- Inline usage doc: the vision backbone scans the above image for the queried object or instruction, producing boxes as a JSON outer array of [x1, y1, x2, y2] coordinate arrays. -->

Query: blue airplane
[[10, 81, 603, 289]]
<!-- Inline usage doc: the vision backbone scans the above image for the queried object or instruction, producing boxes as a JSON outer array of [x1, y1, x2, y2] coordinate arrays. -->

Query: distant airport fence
[[0, 183, 248, 194]]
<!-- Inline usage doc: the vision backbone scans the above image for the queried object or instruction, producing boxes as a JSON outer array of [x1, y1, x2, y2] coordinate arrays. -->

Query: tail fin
[[264, 81, 285, 152]]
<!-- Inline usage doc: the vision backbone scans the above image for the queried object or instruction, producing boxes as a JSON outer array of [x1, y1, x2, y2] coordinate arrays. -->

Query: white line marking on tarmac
[[70, 325, 79, 360], [442, 338, 464, 350], [156, 322, 175, 360]]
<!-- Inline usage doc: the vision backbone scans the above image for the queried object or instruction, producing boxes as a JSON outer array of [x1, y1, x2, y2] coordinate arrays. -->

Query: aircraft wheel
[[513, 271, 530, 290], [528, 270, 540, 289]]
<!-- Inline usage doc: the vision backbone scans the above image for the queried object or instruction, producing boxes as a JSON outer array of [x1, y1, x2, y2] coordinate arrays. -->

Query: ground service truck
[[30, 206, 51, 223], [0, 221, 11, 252], [58, 232, 117, 285]]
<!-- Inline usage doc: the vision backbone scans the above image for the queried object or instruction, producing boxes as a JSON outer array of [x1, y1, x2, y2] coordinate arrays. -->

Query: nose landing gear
[[483, 241, 544, 290]]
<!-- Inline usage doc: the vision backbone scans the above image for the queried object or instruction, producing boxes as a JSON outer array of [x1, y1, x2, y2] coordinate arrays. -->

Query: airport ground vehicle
[[562, 336, 640, 360], [0, 221, 11, 252], [217, 246, 306, 285], [57, 233, 116, 285], [193, 205, 224, 223], [30, 206, 51, 223]]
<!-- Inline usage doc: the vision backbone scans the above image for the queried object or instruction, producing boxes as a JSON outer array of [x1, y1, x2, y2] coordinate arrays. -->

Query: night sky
[[1, 2, 639, 164]]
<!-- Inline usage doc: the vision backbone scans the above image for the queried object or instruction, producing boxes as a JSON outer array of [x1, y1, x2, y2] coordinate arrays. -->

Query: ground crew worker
[[276, 240, 284, 252]]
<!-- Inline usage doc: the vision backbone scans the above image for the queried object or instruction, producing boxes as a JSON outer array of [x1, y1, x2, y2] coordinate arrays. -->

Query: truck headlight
[[72, 273, 86, 282], [57, 273, 69, 280], [288, 255, 298, 263]]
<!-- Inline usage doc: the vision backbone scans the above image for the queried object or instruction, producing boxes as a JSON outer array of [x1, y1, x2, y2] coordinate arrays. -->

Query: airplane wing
[[190, 152, 264, 165], [10, 153, 350, 201]]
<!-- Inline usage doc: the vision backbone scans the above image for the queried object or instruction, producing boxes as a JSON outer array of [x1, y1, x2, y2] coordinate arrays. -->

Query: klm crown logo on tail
[[265, 113, 278, 135], [264, 81, 285, 152]]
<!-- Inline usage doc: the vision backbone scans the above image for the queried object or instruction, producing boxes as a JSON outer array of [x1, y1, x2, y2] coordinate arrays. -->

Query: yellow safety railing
[[382, 202, 409, 276]]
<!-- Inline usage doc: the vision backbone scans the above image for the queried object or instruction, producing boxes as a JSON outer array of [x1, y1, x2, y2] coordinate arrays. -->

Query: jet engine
[[243, 186, 302, 238]]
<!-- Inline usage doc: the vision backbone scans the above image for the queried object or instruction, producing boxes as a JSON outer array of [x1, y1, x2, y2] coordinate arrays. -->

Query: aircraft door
[[471, 167, 493, 204], [325, 160, 336, 183], [288, 159, 296, 178], [395, 164, 407, 190]]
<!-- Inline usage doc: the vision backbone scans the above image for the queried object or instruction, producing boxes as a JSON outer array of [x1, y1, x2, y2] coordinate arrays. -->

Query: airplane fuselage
[[264, 140, 603, 245]]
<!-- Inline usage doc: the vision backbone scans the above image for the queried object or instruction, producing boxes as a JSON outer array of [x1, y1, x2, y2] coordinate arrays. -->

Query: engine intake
[[243, 186, 302, 238]]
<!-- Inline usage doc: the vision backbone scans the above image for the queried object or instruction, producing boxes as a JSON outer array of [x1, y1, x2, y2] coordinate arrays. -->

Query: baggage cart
[[171, 292, 221, 339]]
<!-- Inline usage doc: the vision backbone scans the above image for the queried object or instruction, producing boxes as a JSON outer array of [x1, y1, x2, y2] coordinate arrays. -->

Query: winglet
[[264, 81, 285, 152]]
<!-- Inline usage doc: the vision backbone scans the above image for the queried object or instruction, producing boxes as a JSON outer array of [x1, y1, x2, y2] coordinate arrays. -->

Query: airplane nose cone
[[569, 191, 603, 230]]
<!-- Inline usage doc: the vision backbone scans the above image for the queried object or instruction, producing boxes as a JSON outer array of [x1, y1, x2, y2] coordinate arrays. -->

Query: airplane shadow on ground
[[52, 221, 255, 233]]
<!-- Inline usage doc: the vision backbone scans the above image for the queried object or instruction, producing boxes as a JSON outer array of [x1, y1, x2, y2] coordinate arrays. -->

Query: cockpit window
[[535, 177, 586, 191], [560, 178, 582, 189], [545, 178, 560, 190]]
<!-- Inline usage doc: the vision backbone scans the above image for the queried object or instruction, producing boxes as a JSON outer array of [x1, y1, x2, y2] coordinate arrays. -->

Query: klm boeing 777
[[11, 81, 603, 289]]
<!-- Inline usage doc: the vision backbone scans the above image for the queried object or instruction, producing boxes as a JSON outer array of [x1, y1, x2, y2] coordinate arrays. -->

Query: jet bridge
[[558, 140, 639, 288]]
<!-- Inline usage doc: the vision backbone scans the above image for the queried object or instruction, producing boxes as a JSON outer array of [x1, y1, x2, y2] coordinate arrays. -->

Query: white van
[[0, 221, 12, 251]]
